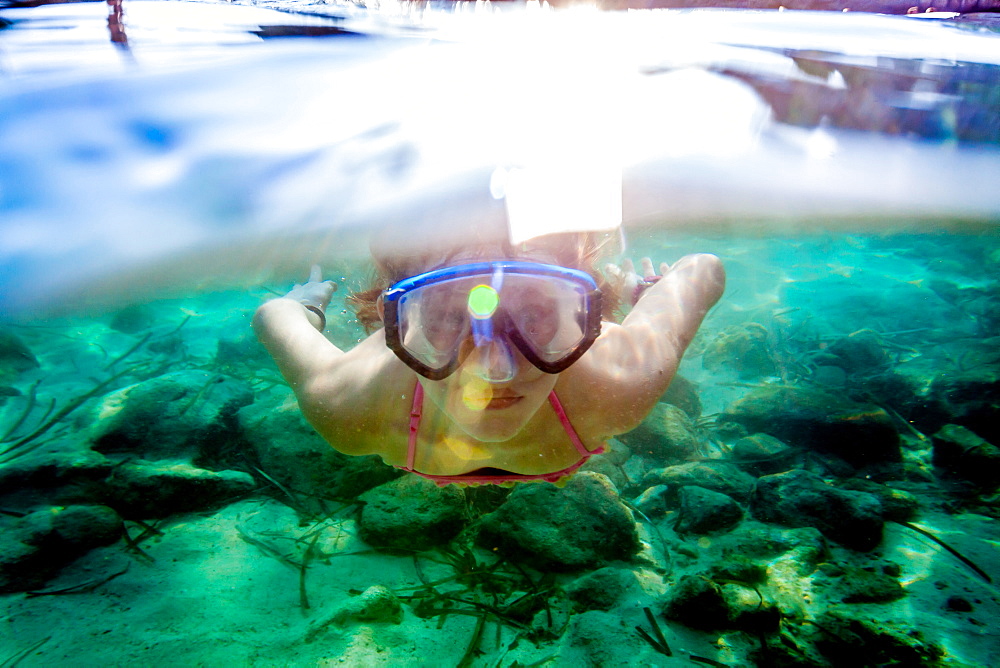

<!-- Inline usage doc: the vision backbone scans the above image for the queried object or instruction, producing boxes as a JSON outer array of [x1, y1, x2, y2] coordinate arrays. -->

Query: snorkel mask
[[382, 261, 603, 381]]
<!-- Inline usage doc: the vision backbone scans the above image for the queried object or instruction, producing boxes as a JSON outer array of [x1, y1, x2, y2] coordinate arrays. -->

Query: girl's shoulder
[[299, 331, 415, 457], [554, 327, 672, 440]]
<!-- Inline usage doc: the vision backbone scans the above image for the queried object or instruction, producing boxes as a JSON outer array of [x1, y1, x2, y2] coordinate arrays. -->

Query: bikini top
[[398, 382, 604, 487]]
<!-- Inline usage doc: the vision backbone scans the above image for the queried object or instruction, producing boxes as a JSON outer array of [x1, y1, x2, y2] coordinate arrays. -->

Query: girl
[[253, 231, 724, 485]]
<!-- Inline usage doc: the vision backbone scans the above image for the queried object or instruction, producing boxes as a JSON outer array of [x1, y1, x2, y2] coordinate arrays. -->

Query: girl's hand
[[604, 257, 666, 306], [284, 265, 337, 311]]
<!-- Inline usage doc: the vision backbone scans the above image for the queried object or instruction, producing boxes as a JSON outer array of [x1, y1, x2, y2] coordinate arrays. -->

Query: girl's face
[[418, 340, 559, 442], [402, 242, 572, 442]]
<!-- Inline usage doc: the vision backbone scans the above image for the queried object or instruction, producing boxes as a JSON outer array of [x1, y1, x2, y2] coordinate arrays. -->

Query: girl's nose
[[470, 336, 516, 383]]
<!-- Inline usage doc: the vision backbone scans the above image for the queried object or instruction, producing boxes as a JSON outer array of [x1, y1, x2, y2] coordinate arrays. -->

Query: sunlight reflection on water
[[1, 1, 999, 318]]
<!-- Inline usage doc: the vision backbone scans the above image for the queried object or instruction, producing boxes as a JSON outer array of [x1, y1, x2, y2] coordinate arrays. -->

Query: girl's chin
[[449, 406, 531, 442]]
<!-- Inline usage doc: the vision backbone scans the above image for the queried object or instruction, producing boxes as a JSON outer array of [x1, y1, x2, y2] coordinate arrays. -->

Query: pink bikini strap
[[547, 390, 591, 457], [406, 382, 423, 471]]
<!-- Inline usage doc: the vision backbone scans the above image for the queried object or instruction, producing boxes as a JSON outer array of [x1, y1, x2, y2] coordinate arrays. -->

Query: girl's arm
[[560, 253, 725, 436], [618, 253, 725, 377], [253, 269, 411, 458], [251, 267, 341, 391]]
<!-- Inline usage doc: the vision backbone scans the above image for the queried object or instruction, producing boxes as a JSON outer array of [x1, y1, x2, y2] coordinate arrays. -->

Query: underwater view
[[2, 1, 1000, 666]]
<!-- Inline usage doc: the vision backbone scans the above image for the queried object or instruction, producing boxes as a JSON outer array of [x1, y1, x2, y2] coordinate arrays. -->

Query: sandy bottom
[[2, 495, 999, 667]]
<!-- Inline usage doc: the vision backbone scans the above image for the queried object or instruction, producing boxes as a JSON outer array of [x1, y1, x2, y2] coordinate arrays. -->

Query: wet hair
[[347, 231, 623, 333]]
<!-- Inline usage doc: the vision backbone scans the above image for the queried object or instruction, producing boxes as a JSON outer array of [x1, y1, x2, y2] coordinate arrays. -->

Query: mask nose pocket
[[471, 337, 516, 383]]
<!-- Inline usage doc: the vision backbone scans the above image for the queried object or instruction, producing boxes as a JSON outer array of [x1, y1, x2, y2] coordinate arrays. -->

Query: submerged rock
[[631, 484, 670, 518], [826, 329, 889, 373], [751, 470, 884, 551], [927, 365, 1000, 445], [305, 585, 403, 642], [811, 611, 944, 667], [566, 566, 641, 612], [935, 282, 1000, 335], [0, 385, 21, 402], [329, 585, 403, 625], [642, 461, 756, 503], [105, 461, 255, 518], [0, 328, 39, 380], [0, 450, 114, 510], [932, 423, 1000, 488], [475, 472, 640, 571], [108, 304, 156, 334], [238, 388, 401, 508], [661, 573, 778, 633], [702, 322, 776, 379], [944, 595, 974, 613], [0, 504, 121, 593], [618, 402, 701, 463], [732, 433, 798, 476], [857, 370, 933, 424], [358, 475, 466, 552], [810, 364, 850, 388], [579, 441, 630, 491], [661, 374, 703, 420], [89, 370, 253, 466], [563, 610, 655, 668], [215, 334, 272, 373], [675, 485, 743, 534], [838, 479, 919, 522], [335, 456, 407, 500], [0, 450, 262, 520], [830, 566, 906, 604], [708, 557, 768, 586], [719, 386, 901, 468], [718, 522, 826, 576]]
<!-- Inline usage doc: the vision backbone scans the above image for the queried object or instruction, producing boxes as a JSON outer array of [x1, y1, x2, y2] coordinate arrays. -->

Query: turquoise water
[[2, 2, 1000, 666]]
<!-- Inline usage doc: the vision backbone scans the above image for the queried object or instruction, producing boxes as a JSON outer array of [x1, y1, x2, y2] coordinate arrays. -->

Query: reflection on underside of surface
[[714, 49, 1000, 144]]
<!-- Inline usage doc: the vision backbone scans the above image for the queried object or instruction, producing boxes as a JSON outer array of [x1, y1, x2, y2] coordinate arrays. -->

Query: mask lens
[[504, 275, 588, 364], [398, 277, 473, 372]]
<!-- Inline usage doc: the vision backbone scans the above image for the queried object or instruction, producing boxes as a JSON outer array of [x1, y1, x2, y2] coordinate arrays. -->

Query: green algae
[[395, 543, 570, 665]]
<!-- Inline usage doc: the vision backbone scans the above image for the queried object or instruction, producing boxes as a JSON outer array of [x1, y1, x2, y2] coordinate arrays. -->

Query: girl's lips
[[484, 395, 523, 410]]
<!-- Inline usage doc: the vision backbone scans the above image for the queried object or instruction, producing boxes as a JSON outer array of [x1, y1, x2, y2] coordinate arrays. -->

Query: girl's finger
[[309, 264, 323, 283]]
